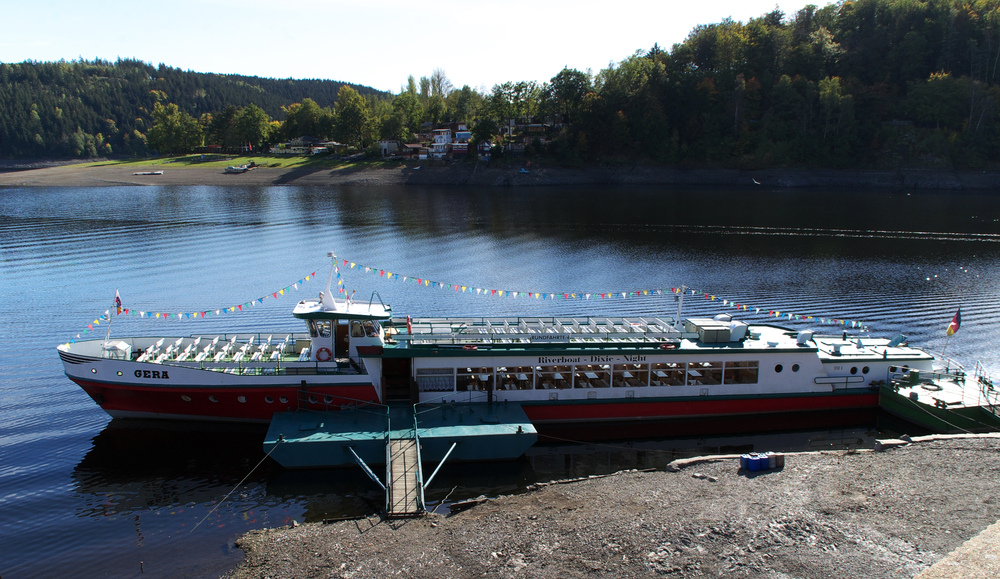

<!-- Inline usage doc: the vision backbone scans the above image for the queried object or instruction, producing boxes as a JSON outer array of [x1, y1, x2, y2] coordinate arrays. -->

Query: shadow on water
[[73, 410, 901, 520]]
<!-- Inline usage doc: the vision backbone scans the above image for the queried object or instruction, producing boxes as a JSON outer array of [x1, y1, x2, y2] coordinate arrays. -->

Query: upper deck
[[388, 315, 935, 363], [389, 315, 801, 351]]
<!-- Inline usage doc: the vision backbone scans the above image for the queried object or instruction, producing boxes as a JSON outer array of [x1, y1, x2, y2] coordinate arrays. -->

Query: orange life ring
[[659, 342, 677, 350], [462, 344, 478, 351], [316, 347, 332, 362]]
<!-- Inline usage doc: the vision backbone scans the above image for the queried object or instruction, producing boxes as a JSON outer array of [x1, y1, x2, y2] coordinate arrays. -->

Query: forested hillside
[[0, 58, 380, 157], [5, 0, 1000, 170]]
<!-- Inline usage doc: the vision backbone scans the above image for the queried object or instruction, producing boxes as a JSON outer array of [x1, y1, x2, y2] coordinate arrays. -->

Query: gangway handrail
[[347, 446, 386, 491], [384, 411, 392, 515], [414, 390, 490, 414], [413, 408, 426, 512]]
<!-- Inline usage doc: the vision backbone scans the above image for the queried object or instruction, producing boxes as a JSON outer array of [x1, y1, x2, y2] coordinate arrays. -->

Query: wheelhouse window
[[309, 320, 332, 338], [416, 368, 455, 392]]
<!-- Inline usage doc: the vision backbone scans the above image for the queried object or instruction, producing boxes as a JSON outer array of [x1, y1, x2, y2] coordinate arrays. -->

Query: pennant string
[[338, 257, 867, 331], [66, 272, 317, 345]]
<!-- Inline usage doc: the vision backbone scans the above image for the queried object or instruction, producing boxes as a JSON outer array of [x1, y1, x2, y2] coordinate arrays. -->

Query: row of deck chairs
[[137, 335, 294, 365], [461, 317, 678, 344]]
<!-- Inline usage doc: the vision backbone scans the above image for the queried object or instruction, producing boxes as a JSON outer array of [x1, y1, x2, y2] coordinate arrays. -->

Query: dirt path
[[224, 436, 1000, 579]]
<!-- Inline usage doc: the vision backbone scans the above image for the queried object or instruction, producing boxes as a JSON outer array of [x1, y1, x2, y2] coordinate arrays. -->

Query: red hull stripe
[[70, 377, 380, 422]]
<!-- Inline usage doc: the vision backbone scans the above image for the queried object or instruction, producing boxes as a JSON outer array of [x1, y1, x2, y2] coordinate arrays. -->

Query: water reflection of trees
[[314, 186, 1000, 259]]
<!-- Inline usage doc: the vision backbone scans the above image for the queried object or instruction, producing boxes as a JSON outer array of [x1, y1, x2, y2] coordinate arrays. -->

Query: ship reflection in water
[[73, 412, 883, 522]]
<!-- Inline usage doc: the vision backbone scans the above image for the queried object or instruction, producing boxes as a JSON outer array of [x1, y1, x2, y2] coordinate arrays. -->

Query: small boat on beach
[[57, 253, 993, 437], [225, 164, 248, 174]]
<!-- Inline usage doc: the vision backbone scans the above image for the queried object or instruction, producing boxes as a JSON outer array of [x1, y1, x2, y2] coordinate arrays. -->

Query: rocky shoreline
[[224, 435, 1000, 579], [2, 160, 1000, 190]]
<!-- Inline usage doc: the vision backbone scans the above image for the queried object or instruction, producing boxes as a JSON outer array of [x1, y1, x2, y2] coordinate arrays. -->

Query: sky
[[4, 0, 811, 94]]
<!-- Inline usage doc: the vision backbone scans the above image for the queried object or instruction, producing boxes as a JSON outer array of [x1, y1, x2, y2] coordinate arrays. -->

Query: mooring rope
[[190, 438, 283, 533]]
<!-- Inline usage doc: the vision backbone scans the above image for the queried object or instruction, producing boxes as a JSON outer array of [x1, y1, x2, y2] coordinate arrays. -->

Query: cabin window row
[[415, 361, 759, 392]]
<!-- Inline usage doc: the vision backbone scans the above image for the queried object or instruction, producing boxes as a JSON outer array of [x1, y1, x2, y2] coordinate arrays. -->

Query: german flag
[[946, 308, 961, 336]]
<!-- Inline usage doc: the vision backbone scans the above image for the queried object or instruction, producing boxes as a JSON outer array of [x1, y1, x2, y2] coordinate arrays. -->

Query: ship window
[[237, 396, 246, 403], [613, 363, 650, 387], [315, 320, 332, 338], [850, 366, 858, 375], [117, 371, 123, 376], [417, 368, 455, 392], [279, 396, 288, 404], [535, 365, 570, 390], [499, 366, 534, 390], [792, 364, 800, 372], [650, 362, 685, 386], [264, 396, 274, 403], [862, 366, 870, 374], [351, 321, 364, 338], [574, 364, 610, 389], [775, 364, 784, 373], [724, 361, 759, 384], [690, 361, 723, 385], [457, 367, 492, 392], [209, 395, 218, 403]]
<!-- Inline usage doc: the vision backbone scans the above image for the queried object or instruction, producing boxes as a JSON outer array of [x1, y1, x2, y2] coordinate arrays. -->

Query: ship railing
[[396, 333, 682, 346], [887, 366, 966, 389], [885, 356, 973, 406], [413, 390, 490, 414], [391, 315, 683, 345], [975, 361, 999, 416]]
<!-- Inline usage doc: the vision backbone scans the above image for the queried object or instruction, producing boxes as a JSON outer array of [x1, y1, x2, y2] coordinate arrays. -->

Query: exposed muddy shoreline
[[2, 160, 1000, 190], [224, 435, 1000, 579]]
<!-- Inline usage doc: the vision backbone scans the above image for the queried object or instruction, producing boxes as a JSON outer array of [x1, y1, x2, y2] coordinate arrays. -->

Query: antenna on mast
[[322, 252, 338, 310]]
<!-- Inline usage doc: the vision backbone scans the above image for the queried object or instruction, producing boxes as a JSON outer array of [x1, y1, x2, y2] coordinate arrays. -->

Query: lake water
[[3, 184, 1000, 577]]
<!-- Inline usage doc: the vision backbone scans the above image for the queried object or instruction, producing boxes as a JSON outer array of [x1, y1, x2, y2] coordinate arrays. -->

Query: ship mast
[[674, 284, 687, 330]]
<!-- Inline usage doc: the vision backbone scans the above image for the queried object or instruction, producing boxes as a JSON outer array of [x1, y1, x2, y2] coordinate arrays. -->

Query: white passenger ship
[[58, 254, 940, 430]]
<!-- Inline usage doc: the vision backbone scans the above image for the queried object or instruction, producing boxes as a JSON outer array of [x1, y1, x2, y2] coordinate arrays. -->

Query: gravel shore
[[4, 161, 1000, 189], [224, 435, 1000, 579]]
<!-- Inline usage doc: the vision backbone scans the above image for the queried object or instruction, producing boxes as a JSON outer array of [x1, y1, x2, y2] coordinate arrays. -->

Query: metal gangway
[[387, 435, 422, 517]]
